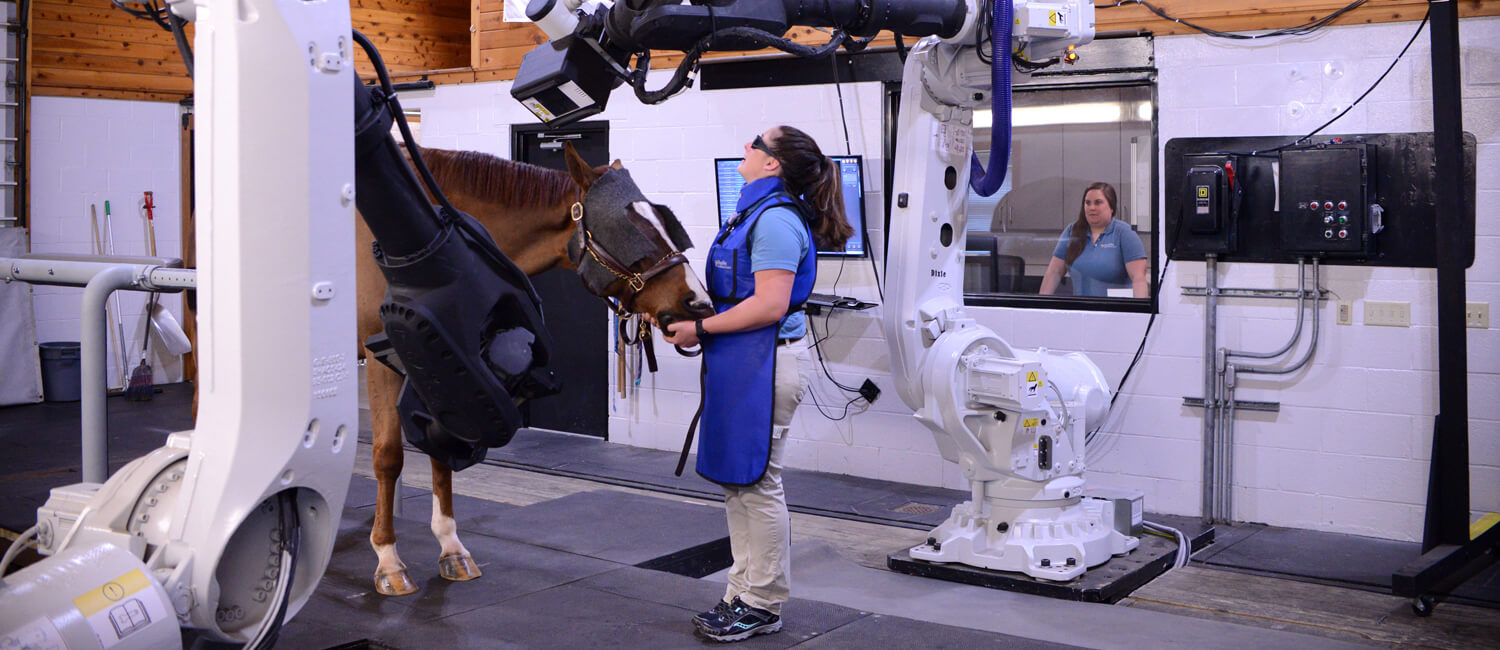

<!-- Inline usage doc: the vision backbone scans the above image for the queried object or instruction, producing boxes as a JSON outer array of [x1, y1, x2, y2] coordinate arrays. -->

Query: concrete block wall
[[21, 16, 1497, 541], [398, 15, 1499, 541], [27, 97, 187, 387]]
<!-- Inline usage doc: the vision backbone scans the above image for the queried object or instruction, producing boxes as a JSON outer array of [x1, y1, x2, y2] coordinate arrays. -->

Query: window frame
[[882, 75, 1161, 316]]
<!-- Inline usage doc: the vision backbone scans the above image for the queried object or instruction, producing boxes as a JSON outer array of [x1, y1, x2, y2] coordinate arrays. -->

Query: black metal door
[[512, 122, 610, 438]]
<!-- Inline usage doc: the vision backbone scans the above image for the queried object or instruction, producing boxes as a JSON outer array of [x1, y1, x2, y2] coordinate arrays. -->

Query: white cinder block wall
[[27, 97, 187, 386], [24, 17, 1496, 541], [402, 15, 1498, 543]]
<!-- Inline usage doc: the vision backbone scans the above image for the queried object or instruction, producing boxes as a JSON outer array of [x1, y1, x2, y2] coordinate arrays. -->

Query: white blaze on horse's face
[[630, 200, 711, 308]]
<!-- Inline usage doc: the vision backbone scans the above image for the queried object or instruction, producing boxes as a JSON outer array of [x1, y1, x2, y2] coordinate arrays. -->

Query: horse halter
[[568, 170, 689, 316]]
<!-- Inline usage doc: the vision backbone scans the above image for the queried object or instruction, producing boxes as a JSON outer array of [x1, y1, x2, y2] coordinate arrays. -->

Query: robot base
[[908, 493, 1138, 582]]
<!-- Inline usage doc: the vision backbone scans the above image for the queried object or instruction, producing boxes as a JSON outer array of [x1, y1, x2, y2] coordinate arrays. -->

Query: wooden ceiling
[[28, 0, 1500, 101]]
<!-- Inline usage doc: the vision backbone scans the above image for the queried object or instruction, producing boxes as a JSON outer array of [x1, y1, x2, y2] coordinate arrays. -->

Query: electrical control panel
[[1278, 144, 1379, 256], [1170, 154, 1240, 255], [1164, 133, 1477, 269]]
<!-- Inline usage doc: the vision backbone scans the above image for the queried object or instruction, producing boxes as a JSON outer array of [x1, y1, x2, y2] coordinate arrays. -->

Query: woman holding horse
[[662, 125, 852, 642]]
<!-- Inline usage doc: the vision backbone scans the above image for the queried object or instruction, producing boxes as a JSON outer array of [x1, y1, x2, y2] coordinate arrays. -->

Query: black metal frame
[[1391, 1, 1495, 616]]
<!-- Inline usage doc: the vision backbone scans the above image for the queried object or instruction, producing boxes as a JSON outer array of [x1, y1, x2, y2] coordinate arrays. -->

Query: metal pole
[[80, 267, 140, 483], [1201, 255, 1218, 524], [1423, 0, 1470, 551]]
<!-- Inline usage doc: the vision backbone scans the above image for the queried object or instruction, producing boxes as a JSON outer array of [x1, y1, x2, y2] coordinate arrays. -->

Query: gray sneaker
[[695, 597, 782, 642]]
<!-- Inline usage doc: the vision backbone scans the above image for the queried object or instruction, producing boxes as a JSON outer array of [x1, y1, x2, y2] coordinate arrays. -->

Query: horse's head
[[561, 143, 715, 328]]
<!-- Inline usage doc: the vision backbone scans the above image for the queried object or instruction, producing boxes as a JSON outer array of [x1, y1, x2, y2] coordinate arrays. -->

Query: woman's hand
[[662, 320, 699, 348]]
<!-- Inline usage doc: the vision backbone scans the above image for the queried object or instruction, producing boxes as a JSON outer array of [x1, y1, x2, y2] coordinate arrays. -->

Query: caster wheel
[[1411, 595, 1435, 617]]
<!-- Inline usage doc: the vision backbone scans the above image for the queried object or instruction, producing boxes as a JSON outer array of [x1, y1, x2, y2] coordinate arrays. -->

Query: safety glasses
[[751, 134, 777, 159]]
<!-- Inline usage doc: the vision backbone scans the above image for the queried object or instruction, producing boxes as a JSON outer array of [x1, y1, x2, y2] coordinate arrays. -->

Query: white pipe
[[81, 266, 140, 483]]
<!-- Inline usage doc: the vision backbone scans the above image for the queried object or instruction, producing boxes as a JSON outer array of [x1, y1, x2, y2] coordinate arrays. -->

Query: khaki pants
[[721, 340, 808, 616]]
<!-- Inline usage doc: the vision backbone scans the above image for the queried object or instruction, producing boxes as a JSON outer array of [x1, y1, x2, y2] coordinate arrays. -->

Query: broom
[[126, 192, 159, 401], [125, 293, 157, 401]]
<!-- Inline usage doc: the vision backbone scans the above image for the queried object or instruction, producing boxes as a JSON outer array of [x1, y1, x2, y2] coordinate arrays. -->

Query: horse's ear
[[563, 142, 601, 189], [609, 159, 624, 171]]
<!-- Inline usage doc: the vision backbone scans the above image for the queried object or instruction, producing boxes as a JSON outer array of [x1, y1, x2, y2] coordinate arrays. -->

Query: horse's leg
[[368, 358, 419, 596], [430, 458, 481, 581]]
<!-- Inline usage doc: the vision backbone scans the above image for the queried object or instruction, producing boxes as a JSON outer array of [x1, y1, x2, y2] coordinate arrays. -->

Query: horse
[[356, 143, 715, 596]]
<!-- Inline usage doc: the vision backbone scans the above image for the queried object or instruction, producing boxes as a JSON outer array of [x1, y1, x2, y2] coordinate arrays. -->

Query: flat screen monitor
[[713, 156, 867, 257]]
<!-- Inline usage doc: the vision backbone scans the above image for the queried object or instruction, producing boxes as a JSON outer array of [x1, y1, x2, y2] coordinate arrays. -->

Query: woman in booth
[[661, 125, 852, 642], [1040, 181, 1149, 298]]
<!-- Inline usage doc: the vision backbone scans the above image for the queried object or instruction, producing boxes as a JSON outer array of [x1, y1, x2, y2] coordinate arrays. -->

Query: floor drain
[[893, 502, 942, 515]]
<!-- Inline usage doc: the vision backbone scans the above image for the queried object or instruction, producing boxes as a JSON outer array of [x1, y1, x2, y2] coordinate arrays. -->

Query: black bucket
[[39, 341, 82, 402]]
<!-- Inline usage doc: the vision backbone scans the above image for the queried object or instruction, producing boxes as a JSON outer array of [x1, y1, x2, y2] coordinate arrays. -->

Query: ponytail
[[769, 126, 854, 251]]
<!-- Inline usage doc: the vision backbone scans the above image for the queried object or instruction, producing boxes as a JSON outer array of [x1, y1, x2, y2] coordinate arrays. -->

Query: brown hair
[[769, 125, 854, 251], [1064, 182, 1119, 267]]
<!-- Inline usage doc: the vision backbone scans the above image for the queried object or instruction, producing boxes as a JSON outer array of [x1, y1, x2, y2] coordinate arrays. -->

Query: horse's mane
[[419, 147, 578, 210]]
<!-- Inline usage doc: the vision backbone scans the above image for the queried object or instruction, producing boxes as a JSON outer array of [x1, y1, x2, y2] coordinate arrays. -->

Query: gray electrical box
[[1084, 486, 1144, 537]]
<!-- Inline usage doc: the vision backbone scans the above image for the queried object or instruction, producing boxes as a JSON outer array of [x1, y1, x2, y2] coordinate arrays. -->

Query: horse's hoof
[[439, 553, 482, 582], [374, 568, 419, 596]]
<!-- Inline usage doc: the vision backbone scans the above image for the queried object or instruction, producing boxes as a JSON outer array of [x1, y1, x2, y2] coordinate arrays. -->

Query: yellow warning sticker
[[1022, 418, 1040, 428], [1049, 11, 1059, 26], [1026, 371, 1039, 383], [74, 569, 151, 617]]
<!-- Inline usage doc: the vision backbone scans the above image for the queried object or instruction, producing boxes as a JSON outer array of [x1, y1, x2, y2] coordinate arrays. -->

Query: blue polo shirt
[[1051, 219, 1147, 297], [749, 206, 810, 340]]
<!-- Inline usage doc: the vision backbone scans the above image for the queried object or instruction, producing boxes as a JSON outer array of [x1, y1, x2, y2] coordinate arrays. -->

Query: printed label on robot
[[72, 569, 170, 647], [931, 122, 970, 163], [522, 98, 555, 122], [1022, 418, 1040, 428]]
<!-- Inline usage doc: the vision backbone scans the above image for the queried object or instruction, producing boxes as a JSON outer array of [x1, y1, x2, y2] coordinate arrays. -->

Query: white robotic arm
[[518, 0, 1132, 580], [882, 11, 1135, 579], [1, 1, 358, 647]]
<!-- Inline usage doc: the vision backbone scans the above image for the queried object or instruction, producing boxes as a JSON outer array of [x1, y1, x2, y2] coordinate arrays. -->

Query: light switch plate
[[1365, 301, 1411, 327], [1337, 301, 1352, 325]]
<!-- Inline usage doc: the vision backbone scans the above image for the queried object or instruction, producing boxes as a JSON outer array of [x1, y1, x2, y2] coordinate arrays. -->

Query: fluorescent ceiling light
[[974, 101, 1152, 128]]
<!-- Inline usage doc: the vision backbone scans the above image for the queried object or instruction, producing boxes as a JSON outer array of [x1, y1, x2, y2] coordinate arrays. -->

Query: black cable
[[632, 26, 847, 104], [1012, 52, 1060, 74], [1087, 200, 1187, 445], [351, 30, 544, 308], [1211, 9, 1429, 158], [830, 54, 851, 156], [352, 30, 458, 224], [805, 379, 865, 421], [1105, 0, 1369, 40], [247, 492, 300, 650], [975, 0, 993, 64], [111, 0, 169, 29], [1298, 10, 1428, 145], [808, 258, 863, 396], [168, 11, 193, 78]]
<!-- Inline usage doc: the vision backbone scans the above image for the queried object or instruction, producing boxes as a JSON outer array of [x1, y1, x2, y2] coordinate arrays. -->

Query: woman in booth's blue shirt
[[660, 126, 852, 642], [1040, 182, 1149, 298]]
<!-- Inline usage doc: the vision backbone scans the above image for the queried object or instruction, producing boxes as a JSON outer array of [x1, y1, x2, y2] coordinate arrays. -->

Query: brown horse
[[357, 144, 714, 596]]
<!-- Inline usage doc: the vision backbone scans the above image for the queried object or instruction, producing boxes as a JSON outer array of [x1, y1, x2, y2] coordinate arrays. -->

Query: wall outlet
[[1469, 302, 1491, 329], [1364, 300, 1411, 327], [1337, 301, 1352, 325]]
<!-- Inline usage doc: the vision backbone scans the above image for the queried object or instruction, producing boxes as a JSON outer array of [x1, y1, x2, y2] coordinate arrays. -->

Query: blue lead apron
[[697, 177, 818, 486]]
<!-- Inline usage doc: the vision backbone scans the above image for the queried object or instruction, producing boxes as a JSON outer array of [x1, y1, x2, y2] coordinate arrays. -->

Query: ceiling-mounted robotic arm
[[513, 0, 974, 127]]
